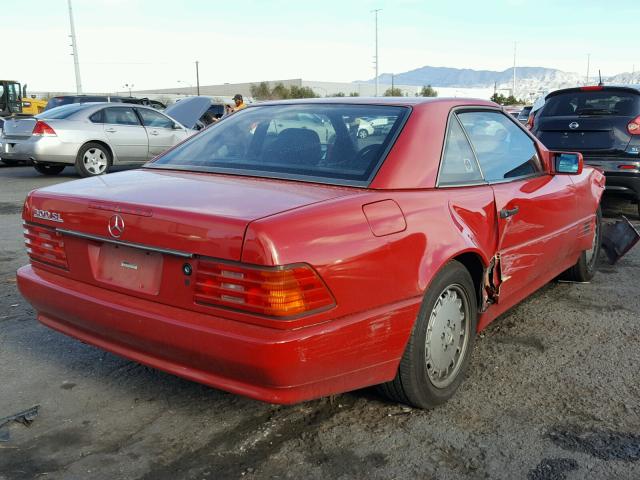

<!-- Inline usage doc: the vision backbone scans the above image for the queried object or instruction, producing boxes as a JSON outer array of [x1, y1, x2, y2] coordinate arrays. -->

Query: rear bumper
[[1, 136, 77, 164], [584, 157, 640, 200], [17, 264, 418, 404]]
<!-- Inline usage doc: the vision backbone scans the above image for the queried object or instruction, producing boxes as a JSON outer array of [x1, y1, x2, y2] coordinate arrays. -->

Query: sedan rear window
[[148, 104, 409, 186], [541, 90, 640, 117], [37, 103, 86, 119]]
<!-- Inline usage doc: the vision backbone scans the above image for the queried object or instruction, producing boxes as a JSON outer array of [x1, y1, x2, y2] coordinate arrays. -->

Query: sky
[[4, 0, 639, 93]]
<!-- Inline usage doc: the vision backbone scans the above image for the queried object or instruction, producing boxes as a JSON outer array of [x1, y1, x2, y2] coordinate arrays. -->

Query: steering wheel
[[354, 144, 382, 166]]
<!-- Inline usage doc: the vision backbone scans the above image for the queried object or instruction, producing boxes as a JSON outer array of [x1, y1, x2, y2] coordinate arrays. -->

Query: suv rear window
[[541, 90, 640, 117], [148, 104, 409, 186]]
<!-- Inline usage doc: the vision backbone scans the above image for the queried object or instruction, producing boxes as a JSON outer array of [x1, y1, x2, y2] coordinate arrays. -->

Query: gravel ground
[[1, 165, 639, 480]]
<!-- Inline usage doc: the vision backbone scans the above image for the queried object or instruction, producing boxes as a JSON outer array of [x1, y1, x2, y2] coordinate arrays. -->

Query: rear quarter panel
[[242, 186, 497, 332]]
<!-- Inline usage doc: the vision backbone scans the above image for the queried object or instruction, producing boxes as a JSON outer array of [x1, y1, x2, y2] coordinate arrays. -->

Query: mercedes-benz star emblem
[[108, 214, 125, 238], [569, 122, 580, 129]]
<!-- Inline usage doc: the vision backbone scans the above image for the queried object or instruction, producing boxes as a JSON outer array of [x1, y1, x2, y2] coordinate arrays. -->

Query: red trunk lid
[[26, 169, 353, 261]]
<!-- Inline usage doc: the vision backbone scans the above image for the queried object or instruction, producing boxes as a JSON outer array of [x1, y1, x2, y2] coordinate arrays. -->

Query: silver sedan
[[0, 101, 203, 176]]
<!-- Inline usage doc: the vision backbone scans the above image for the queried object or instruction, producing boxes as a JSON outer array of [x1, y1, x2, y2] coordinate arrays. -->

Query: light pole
[[512, 41, 517, 98], [67, 0, 83, 94], [586, 53, 591, 85], [123, 83, 134, 97], [195, 61, 200, 95], [372, 9, 381, 97]]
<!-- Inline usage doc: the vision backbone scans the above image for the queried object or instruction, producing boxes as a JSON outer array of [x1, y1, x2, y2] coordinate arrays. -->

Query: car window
[[103, 107, 141, 126], [438, 116, 484, 186], [137, 108, 175, 128], [149, 104, 408, 187], [37, 103, 86, 120], [458, 111, 543, 182], [541, 90, 640, 117]]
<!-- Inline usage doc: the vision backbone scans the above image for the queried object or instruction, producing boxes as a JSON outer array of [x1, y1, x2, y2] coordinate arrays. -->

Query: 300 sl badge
[[33, 209, 64, 223]]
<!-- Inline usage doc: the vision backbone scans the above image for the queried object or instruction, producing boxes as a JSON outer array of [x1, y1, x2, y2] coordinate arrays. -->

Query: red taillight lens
[[526, 113, 534, 130], [628, 116, 640, 135], [194, 261, 334, 318], [618, 164, 638, 170], [23, 223, 68, 269], [580, 86, 604, 91], [32, 120, 56, 136]]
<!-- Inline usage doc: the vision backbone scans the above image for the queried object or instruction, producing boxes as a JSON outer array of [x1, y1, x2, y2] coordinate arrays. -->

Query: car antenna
[[598, 70, 604, 86]]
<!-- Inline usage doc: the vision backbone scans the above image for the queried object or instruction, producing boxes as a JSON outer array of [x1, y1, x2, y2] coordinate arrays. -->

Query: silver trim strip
[[56, 228, 193, 258]]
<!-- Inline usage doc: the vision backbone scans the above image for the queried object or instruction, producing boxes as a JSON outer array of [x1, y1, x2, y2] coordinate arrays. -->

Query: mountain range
[[364, 66, 640, 93]]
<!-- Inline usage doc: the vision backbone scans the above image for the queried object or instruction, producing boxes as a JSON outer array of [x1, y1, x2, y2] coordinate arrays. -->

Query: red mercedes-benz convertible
[[17, 98, 604, 408]]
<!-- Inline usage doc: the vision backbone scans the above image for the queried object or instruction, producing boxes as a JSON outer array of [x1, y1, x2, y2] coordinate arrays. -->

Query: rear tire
[[357, 129, 369, 139], [33, 163, 66, 176], [378, 261, 477, 409], [563, 207, 602, 282], [75, 142, 111, 177]]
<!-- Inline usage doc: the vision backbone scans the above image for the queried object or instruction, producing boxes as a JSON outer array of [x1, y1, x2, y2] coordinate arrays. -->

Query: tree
[[331, 92, 346, 97], [250, 82, 271, 100], [490, 93, 526, 106], [420, 85, 438, 97], [289, 85, 318, 99], [348, 92, 360, 97], [383, 87, 403, 97], [249, 82, 318, 100]]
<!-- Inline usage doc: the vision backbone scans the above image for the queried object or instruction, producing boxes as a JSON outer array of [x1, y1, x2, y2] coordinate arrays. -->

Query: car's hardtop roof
[[546, 85, 640, 99], [250, 96, 496, 109]]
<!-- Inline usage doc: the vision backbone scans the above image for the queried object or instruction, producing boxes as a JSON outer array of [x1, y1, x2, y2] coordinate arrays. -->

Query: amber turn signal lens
[[194, 261, 334, 318]]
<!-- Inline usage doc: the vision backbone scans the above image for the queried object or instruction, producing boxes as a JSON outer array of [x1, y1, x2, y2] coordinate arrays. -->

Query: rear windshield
[[541, 90, 640, 117], [148, 104, 409, 186], [37, 103, 86, 119]]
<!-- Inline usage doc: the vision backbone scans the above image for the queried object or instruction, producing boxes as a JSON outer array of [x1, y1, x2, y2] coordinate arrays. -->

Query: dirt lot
[[1, 165, 639, 480]]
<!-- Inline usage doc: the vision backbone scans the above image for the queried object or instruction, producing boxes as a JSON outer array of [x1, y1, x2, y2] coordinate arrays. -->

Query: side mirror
[[552, 152, 583, 175], [172, 123, 182, 130]]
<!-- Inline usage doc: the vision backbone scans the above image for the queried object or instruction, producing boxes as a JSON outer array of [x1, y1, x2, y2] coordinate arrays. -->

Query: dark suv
[[531, 85, 640, 214]]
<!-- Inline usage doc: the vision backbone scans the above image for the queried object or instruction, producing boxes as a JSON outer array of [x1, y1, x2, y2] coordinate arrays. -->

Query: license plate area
[[90, 243, 163, 295]]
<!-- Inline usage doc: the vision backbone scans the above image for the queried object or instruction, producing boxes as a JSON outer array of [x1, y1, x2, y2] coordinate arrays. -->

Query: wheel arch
[[80, 140, 116, 164]]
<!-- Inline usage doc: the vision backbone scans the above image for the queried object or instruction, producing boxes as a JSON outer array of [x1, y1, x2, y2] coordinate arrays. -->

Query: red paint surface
[[17, 98, 605, 404]]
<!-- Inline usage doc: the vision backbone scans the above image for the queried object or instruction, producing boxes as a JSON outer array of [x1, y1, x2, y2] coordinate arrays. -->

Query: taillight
[[194, 260, 335, 318], [618, 164, 639, 170], [627, 116, 640, 135], [32, 120, 56, 136], [580, 86, 604, 91], [23, 223, 68, 269], [526, 113, 534, 130]]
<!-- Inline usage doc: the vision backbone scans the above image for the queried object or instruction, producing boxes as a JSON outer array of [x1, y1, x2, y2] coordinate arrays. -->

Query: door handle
[[499, 206, 519, 219], [149, 130, 159, 136], [105, 128, 116, 133]]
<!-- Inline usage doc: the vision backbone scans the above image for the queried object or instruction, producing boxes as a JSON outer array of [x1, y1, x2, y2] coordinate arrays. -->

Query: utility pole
[[67, 0, 83, 94], [586, 53, 591, 85], [195, 61, 200, 95], [512, 41, 517, 98], [391, 73, 394, 92], [372, 9, 381, 97]]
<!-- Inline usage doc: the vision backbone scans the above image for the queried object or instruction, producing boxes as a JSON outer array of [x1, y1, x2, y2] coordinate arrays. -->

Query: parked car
[[44, 95, 166, 111], [0, 97, 211, 176], [531, 85, 640, 215], [517, 106, 532, 124], [16, 97, 604, 408]]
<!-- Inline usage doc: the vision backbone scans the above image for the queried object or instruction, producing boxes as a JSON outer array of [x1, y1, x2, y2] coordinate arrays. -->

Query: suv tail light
[[194, 260, 335, 318], [23, 223, 68, 269], [32, 120, 56, 136], [526, 113, 534, 130], [628, 116, 640, 135]]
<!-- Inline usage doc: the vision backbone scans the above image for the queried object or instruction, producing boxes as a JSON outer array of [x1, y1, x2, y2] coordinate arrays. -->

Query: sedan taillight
[[23, 223, 68, 269], [628, 116, 640, 135], [32, 120, 57, 136], [194, 260, 335, 318]]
